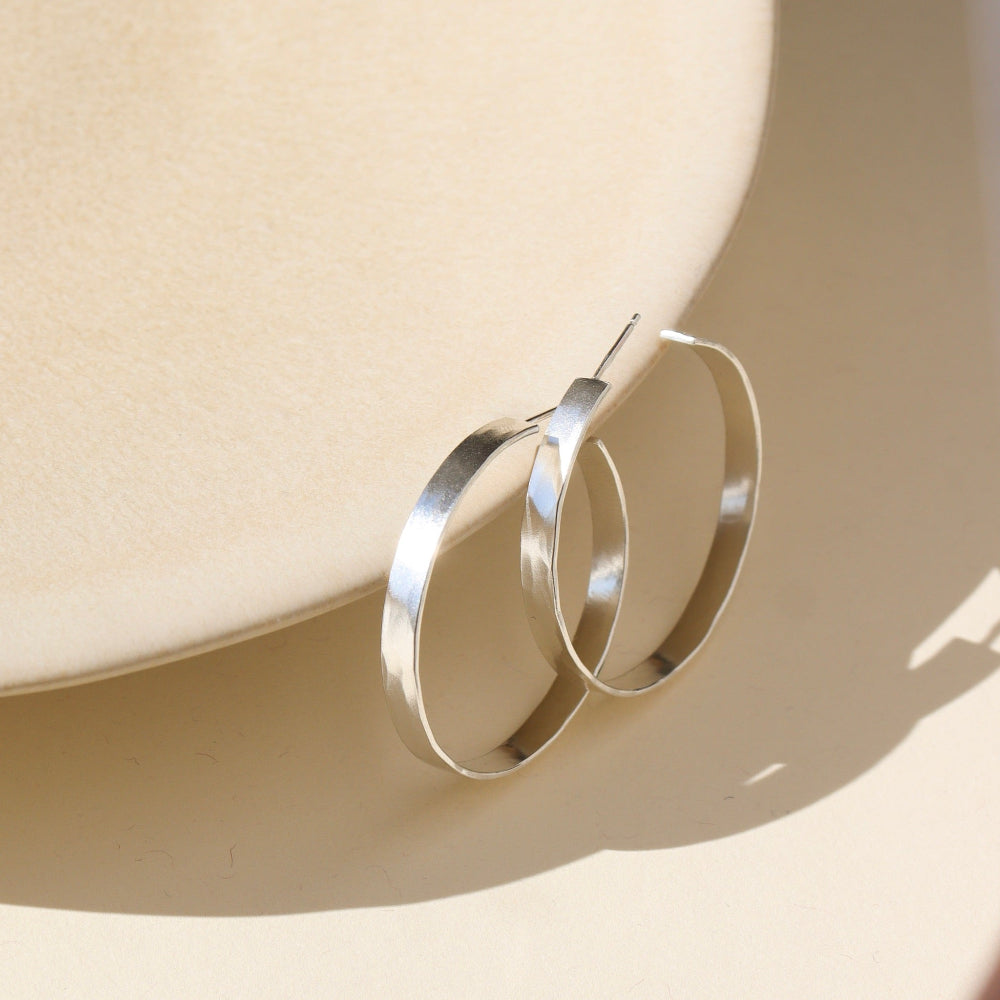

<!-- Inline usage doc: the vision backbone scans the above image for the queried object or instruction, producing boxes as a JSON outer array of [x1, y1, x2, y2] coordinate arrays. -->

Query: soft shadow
[[1, 0, 998, 915]]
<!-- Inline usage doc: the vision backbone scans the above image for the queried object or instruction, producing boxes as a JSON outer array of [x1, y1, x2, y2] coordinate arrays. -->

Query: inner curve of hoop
[[550, 439, 628, 677], [441, 435, 628, 774]]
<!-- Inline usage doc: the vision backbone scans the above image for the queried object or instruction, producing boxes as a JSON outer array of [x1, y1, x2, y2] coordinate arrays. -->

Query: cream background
[[2, 0, 1000, 997], [0, 0, 772, 691]]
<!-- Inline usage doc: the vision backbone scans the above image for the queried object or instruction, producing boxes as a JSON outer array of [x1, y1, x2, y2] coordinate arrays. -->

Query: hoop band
[[381, 417, 628, 778], [381, 321, 760, 777], [520, 331, 761, 696], [521, 377, 630, 687]]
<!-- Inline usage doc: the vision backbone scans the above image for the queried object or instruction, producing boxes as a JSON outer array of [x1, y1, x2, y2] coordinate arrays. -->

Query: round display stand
[[0, 1, 773, 692]]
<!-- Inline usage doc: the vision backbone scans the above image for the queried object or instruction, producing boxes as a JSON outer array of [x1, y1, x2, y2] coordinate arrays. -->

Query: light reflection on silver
[[720, 477, 754, 520], [520, 330, 762, 697], [381, 320, 761, 777], [520, 378, 629, 688], [381, 421, 628, 779]]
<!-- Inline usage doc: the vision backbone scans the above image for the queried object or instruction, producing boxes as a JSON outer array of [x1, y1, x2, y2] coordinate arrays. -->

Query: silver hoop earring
[[381, 317, 761, 778], [380, 321, 634, 778], [520, 330, 761, 696]]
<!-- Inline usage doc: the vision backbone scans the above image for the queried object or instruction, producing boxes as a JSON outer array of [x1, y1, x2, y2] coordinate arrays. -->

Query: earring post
[[526, 313, 640, 424], [593, 313, 641, 380]]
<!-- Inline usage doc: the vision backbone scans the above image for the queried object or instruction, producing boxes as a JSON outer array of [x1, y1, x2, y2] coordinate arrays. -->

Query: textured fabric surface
[[0, 1, 772, 690]]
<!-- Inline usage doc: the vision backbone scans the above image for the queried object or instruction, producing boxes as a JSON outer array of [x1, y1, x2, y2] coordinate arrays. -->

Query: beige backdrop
[[2, 1, 999, 998]]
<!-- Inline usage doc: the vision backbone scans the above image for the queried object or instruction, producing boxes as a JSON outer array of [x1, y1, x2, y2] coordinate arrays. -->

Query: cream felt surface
[[0, 0, 773, 692]]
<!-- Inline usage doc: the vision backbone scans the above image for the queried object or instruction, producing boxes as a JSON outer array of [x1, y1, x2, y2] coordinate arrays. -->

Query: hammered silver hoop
[[380, 417, 628, 778], [381, 318, 761, 777], [520, 330, 761, 697]]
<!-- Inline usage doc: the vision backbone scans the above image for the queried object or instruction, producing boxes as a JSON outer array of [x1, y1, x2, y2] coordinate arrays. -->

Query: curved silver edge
[[381, 418, 629, 778], [601, 331, 762, 695], [521, 379, 630, 691], [520, 331, 761, 697]]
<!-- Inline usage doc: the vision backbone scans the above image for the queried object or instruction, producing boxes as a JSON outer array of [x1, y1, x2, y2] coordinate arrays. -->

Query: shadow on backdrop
[[1, 0, 998, 915]]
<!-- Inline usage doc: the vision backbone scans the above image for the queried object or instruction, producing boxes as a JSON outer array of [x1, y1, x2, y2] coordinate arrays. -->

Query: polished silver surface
[[521, 330, 761, 696], [521, 378, 629, 689], [382, 321, 760, 777], [380, 417, 628, 778]]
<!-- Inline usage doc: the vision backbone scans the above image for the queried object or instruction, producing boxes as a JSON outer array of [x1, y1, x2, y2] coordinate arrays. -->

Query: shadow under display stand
[[0, 0, 998, 919]]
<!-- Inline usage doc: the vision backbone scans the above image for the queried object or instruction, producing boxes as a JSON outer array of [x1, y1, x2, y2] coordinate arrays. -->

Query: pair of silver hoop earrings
[[381, 316, 761, 779]]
